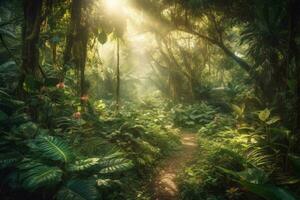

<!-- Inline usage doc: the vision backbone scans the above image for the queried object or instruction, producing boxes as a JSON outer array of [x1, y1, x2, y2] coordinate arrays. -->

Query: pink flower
[[73, 112, 81, 119], [56, 82, 65, 89]]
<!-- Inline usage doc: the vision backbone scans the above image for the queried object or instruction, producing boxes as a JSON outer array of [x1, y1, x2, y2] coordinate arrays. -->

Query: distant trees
[[133, 0, 300, 130]]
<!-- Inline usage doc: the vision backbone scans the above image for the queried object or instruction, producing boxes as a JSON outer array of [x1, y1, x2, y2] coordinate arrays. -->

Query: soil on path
[[153, 132, 198, 200]]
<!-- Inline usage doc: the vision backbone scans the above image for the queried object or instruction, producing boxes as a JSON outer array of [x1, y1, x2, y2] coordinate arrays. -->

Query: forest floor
[[152, 131, 198, 200]]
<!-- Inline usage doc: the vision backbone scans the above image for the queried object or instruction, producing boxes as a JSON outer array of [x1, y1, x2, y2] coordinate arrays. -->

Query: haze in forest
[[0, 0, 300, 200]]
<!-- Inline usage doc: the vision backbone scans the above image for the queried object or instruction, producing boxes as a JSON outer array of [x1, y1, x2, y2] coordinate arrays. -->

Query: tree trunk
[[62, 0, 81, 81], [63, 0, 89, 102], [289, 0, 300, 132], [19, 0, 43, 90], [116, 38, 120, 111]]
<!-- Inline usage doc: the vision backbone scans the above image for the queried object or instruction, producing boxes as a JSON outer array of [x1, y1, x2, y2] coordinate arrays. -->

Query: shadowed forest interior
[[0, 0, 300, 199]]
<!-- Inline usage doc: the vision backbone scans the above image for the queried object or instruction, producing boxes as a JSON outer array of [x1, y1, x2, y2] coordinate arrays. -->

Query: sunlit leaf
[[258, 109, 270, 122], [266, 116, 280, 125]]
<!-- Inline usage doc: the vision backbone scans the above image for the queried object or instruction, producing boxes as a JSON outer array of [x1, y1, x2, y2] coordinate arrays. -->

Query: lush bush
[[172, 103, 218, 128], [0, 85, 180, 200], [178, 104, 300, 200]]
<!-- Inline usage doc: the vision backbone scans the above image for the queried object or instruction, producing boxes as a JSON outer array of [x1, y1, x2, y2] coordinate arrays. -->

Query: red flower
[[73, 112, 81, 119], [80, 95, 89, 102], [56, 82, 65, 89]]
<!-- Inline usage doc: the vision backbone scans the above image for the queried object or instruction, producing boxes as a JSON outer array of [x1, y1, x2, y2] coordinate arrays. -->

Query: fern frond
[[0, 152, 22, 169], [247, 147, 274, 168]]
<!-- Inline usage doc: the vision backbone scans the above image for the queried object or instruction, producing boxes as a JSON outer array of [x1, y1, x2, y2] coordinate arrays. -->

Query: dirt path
[[153, 132, 198, 200]]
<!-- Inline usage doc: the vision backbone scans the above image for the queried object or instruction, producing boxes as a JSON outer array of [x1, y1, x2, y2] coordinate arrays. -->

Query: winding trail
[[153, 132, 198, 200]]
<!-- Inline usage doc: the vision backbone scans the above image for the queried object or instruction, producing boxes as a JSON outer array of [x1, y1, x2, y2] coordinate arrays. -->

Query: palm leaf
[[56, 179, 99, 200], [18, 160, 63, 191], [99, 158, 133, 174], [67, 158, 100, 172], [29, 135, 73, 163]]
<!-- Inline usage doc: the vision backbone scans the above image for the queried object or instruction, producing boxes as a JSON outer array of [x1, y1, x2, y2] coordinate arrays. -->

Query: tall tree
[[63, 0, 90, 102], [116, 37, 120, 111], [19, 0, 44, 93]]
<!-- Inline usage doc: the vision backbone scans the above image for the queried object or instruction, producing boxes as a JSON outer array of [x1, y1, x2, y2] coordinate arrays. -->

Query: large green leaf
[[19, 160, 63, 191], [0, 61, 16, 71], [67, 158, 100, 172], [240, 181, 296, 200], [0, 27, 17, 39], [99, 158, 133, 174], [57, 179, 99, 200], [30, 135, 73, 163], [232, 104, 245, 116], [258, 109, 270, 122], [219, 167, 268, 184], [266, 116, 280, 125], [219, 167, 296, 200]]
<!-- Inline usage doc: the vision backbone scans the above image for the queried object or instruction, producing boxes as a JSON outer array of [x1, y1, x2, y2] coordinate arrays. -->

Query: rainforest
[[0, 0, 300, 199]]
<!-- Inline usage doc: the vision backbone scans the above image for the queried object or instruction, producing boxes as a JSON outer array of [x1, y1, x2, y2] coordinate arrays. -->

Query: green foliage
[[219, 167, 296, 200], [57, 179, 99, 200], [67, 158, 100, 172], [179, 101, 300, 199], [1, 0, 299, 199], [99, 158, 133, 174], [18, 160, 63, 191], [0, 90, 135, 199], [29, 135, 74, 163], [173, 103, 218, 128]]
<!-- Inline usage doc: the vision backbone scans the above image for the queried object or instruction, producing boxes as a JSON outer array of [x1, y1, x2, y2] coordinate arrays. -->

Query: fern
[[0, 152, 22, 169], [56, 179, 99, 200], [246, 147, 274, 168], [18, 160, 63, 191], [29, 135, 73, 163]]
